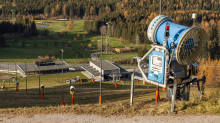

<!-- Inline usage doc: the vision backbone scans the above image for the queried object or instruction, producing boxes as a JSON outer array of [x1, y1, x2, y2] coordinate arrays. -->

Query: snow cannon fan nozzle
[[147, 15, 207, 65]]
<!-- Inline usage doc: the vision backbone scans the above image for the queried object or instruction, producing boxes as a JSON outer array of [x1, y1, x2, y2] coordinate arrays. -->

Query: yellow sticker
[[177, 79, 182, 84]]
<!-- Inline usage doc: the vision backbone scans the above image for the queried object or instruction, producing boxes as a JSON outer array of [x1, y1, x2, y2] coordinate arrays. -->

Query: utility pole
[[160, 0, 161, 15], [8, 63, 10, 91], [105, 22, 111, 54], [136, 34, 140, 48], [25, 58, 27, 95], [38, 58, 41, 99], [100, 26, 105, 104], [61, 49, 65, 105], [15, 61, 17, 86], [130, 69, 135, 106]]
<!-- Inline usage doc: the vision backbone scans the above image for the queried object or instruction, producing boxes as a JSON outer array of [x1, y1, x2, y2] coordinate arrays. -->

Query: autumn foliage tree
[[66, 20, 74, 32], [76, 33, 80, 38]]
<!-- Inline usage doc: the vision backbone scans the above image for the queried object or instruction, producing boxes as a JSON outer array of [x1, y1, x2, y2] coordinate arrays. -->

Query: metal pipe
[[62, 49, 64, 101], [15, 61, 17, 82], [25, 58, 27, 95], [8, 62, 10, 90], [100, 26, 104, 104], [130, 69, 135, 106], [38, 58, 40, 98], [160, 0, 161, 15]]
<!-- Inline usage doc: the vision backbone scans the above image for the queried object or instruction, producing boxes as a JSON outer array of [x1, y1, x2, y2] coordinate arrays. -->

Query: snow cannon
[[147, 15, 206, 65], [135, 15, 207, 114]]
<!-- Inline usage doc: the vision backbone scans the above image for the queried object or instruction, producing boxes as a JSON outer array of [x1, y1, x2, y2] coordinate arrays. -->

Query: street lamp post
[[25, 58, 27, 95], [100, 25, 106, 104], [8, 63, 10, 91], [61, 49, 65, 105], [38, 58, 41, 99], [15, 61, 17, 83], [192, 13, 197, 27]]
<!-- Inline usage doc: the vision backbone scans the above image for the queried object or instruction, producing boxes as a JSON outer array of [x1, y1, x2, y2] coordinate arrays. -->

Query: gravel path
[[91, 52, 101, 60], [1, 114, 220, 123]]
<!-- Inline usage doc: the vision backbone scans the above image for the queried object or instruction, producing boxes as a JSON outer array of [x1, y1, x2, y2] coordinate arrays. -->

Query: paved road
[[120, 65, 138, 69], [1, 114, 220, 123], [91, 52, 101, 60], [0, 62, 138, 71], [0, 63, 17, 70]]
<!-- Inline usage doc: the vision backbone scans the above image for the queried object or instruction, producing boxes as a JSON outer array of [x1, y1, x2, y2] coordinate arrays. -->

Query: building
[[81, 60, 129, 81], [18, 61, 70, 77]]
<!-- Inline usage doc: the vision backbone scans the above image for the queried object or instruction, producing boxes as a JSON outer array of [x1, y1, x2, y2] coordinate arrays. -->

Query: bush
[[23, 28, 31, 37], [14, 38, 18, 42], [21, 41, 25, 48], [35, 55, 56, 63], [33, 42, 37, 48], [68, 41, 71, 47], [76, 33, 80, 38], [12, 41, 15, 47], [41, 29, 50, 36], [62, 41, 66, 46], [54, 41, 58, 47], [45, 42, 48, 47], [137, 44, 148, 57], [59, 29, 65, 37], [88, 44, 92, 49], [0, 36, 7, 47]]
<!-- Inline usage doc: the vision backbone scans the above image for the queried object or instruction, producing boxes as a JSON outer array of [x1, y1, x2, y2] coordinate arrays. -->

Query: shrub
[[88, 44, 92, 49], [54, 41, 58, 47], [68, 41, 71, 47], [33, 42, 37, 48], [12, 41, 15, 47], [62, 41, 66, 46], [14, 38, 18, 42], [45, 42, 48, 47], [0, 36, 7, 47], [41, 29, 50, 36], [66, 19, 74, 31], [76, 33, 80, 38], [59, 29, 65, 37]]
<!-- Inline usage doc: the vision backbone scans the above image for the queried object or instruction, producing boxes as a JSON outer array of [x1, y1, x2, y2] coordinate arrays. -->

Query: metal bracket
[[134, 45, 169, 88]]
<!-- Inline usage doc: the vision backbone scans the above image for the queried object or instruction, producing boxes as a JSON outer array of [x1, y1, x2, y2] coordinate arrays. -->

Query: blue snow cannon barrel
[[147, 15, 207, 65]]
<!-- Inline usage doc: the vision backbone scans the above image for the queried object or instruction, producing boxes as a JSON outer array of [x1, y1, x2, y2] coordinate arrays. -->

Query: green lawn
[[0, 71, 160, 108], [0, 71, 212, 116], [1, 20, 148, 63]]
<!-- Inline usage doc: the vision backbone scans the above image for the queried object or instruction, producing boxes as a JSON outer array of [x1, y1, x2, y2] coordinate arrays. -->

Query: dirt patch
[[0, 75, 15, 79]]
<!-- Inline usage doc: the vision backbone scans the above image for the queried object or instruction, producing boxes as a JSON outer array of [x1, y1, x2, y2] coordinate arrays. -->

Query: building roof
[[81, 60, 128, 76], [91, 60, 119, 70], [111, 62, 128, 74], [18, 61, 70, 72], [81, 64, 100, 76]]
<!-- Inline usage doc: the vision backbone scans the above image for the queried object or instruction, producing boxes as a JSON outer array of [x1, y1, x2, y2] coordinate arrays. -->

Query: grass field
[[1, 71, 219, 116], [0, 71, 158, 108], [0, 20, 141, 63]]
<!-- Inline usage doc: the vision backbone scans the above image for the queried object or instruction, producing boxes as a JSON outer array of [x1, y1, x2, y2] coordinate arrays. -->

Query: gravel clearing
[[1, 114, 220, 123]]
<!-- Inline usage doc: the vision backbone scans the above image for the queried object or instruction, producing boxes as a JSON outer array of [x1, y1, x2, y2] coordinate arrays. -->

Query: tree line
[[0, 16, 38, 47], [1, 0, 220, 59]]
